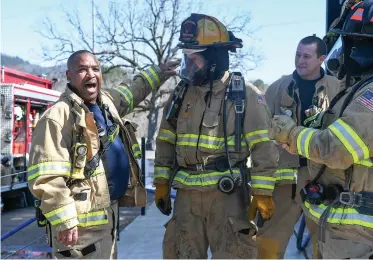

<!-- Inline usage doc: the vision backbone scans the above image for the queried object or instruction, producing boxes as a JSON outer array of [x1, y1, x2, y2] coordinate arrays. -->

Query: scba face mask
[[179, 51, 208, 85], [325, 36, 343, 77]]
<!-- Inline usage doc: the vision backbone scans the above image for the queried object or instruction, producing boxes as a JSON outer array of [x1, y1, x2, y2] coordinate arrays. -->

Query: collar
[[64, 84, 104, 112], [197, 71, 230, 94], [292, 68, 325, 85]]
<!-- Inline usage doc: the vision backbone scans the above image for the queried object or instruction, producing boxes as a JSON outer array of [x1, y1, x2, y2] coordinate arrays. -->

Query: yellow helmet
[[178, 13, 243, 52]]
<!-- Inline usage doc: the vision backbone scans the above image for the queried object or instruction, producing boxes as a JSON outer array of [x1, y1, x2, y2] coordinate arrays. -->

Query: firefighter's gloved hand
[[154, 183, 172, 216], [249, 195, 275, 224], [159, 59, 181, 77], [323, 31, 339, 50], [269, 115, 296, 144]]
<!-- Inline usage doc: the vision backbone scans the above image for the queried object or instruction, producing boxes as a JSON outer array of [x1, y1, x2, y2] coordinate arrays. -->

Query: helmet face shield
[[179, 52, 208, 85], [350, 39, 373, 69], [325, 36, 343, 77]]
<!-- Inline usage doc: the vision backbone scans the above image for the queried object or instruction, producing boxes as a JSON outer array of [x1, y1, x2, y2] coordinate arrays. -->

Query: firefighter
[[253, 35, 341, 258], [154, 13, 279, 259], [1, 156, 13, 186], [269, 1, 373, 258], [27, 50, 179, 259]]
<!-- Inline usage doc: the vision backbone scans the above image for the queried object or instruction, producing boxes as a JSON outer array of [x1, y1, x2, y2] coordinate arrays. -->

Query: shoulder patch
[[357, 89, 373, 112]]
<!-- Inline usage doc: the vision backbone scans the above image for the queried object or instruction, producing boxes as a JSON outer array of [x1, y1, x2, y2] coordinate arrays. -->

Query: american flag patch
[[357, 89, 373, 112], [257, 94, 266, 104]]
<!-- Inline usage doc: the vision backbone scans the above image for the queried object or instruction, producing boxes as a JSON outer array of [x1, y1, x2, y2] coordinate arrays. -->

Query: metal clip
[[234, 102, 245, 114], [339, 192, 363, 207], [195, 164, 204, 172], [97, 126, 106, 137]]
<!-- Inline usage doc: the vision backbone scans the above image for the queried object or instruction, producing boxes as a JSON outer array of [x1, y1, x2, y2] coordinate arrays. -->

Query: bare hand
[[159, 59, 181, 77], [58, 226, 78, 246]]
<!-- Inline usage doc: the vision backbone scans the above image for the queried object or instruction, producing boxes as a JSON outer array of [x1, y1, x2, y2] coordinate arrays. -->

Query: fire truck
[[1, 66, 61, 206]]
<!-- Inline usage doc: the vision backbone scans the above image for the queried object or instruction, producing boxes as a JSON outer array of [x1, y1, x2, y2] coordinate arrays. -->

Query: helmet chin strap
[[339, 37, 353, 87], [346, 38, 355, 88]]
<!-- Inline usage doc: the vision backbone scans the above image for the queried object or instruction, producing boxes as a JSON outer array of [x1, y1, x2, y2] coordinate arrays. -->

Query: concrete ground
[[118, 195, 313, 259], [0, 195, 154, 259]]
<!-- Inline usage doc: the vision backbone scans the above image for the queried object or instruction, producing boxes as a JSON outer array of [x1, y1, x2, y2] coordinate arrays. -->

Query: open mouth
[[85, 82, 97, 94]]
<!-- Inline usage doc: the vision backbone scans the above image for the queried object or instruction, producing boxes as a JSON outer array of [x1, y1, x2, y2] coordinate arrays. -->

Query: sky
[[1, 0, 327, 84]]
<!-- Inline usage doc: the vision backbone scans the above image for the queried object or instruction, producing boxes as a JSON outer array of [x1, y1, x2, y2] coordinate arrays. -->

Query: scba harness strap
[[227, 72, 246, 152], [84, 104, 120, 178], [70, 100, 120, 180]]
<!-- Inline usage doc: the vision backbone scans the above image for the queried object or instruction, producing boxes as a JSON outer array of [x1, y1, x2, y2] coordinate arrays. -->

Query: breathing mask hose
[[223, 85, 234, 177], [208, 65, 216, 108]]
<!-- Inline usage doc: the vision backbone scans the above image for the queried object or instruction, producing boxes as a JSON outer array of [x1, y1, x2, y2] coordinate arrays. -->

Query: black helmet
[[325, 1, 373, 79], [331, 1, 373, 38]]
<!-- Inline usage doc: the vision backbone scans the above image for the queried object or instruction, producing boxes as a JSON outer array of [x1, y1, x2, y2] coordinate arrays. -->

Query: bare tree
[[38, 0, 261, 149]]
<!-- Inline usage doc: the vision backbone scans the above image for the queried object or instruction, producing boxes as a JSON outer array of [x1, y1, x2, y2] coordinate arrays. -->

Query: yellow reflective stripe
[[177, 134, 247, 150], [328, 119, 369, 163], [132, 144, 142, 159], [91, 166, 105, 177], [27, 162, 71, 181], [251, 176, 276, 190], [154, 166, 173, 180], [108, 124, 120, 142], [245, 130, 270, 149], [274, 168, 297, 181], [304, 201, 373, 228], [77, 210, 108, 227], [147, 67, 161, 85], [44, 203, 77, 226], [114, 85, 133, 113], [140, 67, 160, 89], [71, 166, 104, 179], [297, 128, 316, 158], [157, 129, 176, 144], [71, 168, 85, 179], [174, 169, 241, 187], [356, 158, 373, 167]]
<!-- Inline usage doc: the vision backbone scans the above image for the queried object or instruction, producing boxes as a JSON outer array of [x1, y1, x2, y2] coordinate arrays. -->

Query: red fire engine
[[1, 66, 61, 194]]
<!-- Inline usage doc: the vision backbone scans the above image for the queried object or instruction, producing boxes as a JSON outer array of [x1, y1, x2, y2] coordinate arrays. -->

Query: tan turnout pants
[[304, 210, 373, 258], [256, 166, 309, 259], [162, 187, 257, 259], [51, 200, 118, 259]]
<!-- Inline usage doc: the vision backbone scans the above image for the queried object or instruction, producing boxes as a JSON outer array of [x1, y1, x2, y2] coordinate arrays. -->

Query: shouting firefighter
[[153, 13, 279, 259], [27, 50, 179, 259]]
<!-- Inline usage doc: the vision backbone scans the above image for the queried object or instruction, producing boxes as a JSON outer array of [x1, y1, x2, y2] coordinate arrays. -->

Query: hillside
[[1, 53, 67, 91]]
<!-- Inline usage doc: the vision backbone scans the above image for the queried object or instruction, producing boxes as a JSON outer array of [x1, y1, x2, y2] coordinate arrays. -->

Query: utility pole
[[92, 0, 95, 53]]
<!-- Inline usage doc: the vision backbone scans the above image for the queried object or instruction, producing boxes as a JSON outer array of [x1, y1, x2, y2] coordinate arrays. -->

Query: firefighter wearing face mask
[[256, 36, 341, 259], [153, 13, 279, 259], [269, 1, 373, 258]]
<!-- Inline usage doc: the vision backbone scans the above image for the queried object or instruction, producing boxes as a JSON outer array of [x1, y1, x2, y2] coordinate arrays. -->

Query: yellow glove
[[154, 183, 172, 216], [248, 195, 275, 227], [269, 115, 296, 143]]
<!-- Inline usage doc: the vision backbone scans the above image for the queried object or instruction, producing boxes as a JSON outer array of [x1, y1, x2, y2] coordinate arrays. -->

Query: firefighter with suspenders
[[153, 13, 279, 259]]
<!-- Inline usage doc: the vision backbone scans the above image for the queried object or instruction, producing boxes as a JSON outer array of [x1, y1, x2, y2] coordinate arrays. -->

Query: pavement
[[0, 197, 152, 259], [117, 193, 313, 259]]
